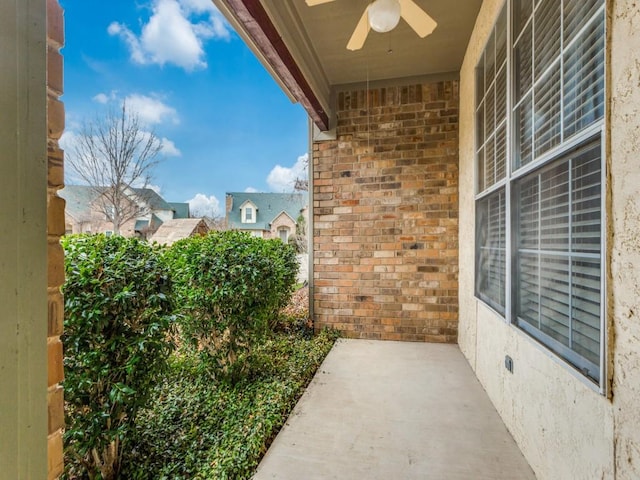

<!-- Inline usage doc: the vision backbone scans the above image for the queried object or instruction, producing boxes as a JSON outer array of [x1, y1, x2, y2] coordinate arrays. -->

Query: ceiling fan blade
[[347, 7, 370, 51], [398, 0, 437, 38], [305, 0, 336, 6]]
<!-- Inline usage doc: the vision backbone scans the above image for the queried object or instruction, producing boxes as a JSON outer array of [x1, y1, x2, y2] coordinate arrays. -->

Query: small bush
[[272, 286, 312, 337], [166, 231, 298, 383], [121, 329, 339, 479], [61, 234, 174, 480]]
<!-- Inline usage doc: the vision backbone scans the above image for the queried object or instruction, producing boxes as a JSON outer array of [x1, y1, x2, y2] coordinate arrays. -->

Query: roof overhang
[[213, 0, 482, 131], [272, 210, 297, 224]]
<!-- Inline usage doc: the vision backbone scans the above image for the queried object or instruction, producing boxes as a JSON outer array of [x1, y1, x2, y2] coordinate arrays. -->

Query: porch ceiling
[[213, 0, 482, 129]]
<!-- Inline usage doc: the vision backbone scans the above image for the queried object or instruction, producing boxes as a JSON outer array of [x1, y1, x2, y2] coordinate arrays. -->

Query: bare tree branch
[[66, 103, 163, 234], [294, 154, 309, 192]]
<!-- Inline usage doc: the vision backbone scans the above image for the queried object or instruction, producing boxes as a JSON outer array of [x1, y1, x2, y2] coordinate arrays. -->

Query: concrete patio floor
[[254, 339, 536, 480]]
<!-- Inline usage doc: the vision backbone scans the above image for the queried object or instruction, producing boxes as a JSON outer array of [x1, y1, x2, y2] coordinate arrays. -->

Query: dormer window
[[241, 201, 257, 224]]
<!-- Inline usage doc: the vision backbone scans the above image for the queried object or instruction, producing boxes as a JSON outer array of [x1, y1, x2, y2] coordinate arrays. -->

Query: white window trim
[[473, 0, 607, 393], [241, 202, 257, 224]]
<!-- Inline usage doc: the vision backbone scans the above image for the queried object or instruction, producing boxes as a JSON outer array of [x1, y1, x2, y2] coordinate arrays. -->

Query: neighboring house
[[59, 184, 190, 238], [149, 218, 210, 246], [225, 192, 307, 243]]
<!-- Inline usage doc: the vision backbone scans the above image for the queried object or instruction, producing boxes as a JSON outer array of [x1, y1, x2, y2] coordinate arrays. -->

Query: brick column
[[47, 0, 65, 477]]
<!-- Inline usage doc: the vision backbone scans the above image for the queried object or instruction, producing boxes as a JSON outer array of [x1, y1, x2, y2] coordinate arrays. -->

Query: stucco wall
[[609, 1, 640, 476], [458, 0, 640, 478]]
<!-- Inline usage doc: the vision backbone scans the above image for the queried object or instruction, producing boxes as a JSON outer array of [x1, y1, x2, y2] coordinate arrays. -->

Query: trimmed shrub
[[166, 231, 298, 383], [61, 234, 174, 480], [120, 329, 340, 479]]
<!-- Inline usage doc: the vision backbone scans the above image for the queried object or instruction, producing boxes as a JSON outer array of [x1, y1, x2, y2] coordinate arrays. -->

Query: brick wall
[[47, 0, 65, 477], [312, 81, 459, 342], [269, 213, 297, 240]]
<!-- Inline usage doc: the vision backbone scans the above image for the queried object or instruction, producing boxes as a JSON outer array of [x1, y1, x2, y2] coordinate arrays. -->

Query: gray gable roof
[[226, 192, 307, 231], [169, 202, 190, 219], [60, 185, 173, 219], [59, 185, 96, 219], [150, 218, 209, 246], [134, 188, 172, 211]]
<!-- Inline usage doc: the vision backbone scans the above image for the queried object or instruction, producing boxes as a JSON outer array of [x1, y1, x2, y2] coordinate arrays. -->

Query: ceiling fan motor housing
[[368, 0, 401, 33]]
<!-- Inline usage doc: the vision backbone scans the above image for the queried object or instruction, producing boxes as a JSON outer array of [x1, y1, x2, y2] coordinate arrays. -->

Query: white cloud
[[93, 90, 118, 104], [267, 153, 309, 192], [90, 91, 179, 127], [108, 0, 231, 71], [147, 184, 163, 194], [93, 93, 109, 104], [187, 193, 221, 217], [125, 94, 179, 125], [244, 186, 258, 193], [180, 0, 216, 13], [107, 22, 147, 64], [160, 137, 181, 157], [59, 130, 79, 154], [60, 130, 86, 184], [179, 0, 230, 38]]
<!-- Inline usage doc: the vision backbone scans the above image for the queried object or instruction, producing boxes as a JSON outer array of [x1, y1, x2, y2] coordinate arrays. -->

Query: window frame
[[474, 0, 607, 392], [242, 203, 256, 223], [512, 134, 605, 384], [475, 1, 510, 316], [278, 226, 290, 243]]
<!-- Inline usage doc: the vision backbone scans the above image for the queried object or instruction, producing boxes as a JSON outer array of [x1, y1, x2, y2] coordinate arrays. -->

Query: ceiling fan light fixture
[[367, 0, 401, 33]]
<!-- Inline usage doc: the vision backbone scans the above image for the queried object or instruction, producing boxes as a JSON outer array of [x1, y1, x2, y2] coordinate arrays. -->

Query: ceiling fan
[[305, 0, 438, 51]]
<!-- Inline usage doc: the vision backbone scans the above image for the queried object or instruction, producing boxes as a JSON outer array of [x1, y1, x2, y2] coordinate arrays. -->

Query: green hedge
[[61, 232, 312, 479], [61, 234, 174, 480], [166, 231, 299, 383]]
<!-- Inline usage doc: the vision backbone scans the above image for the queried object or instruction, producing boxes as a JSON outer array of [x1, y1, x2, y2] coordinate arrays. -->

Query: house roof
[[169, 202, 190, 219], [150, 218, 209, 246], [135, 188, 172, 211], [134, 219, 148, 232], [58, 185, 96, 220], [59, 185, 174, 219], [226, 192, 307, 231], [134, 214, 164, 233]]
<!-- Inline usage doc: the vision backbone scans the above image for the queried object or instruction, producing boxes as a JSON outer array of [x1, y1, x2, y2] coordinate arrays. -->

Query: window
[[476, 5, 507, 194], [242, 205, 255, 223], [475, 3, 508, 311], [475, 0, 605, 385], [515, 141, 602, 380], [476, 190, 506, 313]]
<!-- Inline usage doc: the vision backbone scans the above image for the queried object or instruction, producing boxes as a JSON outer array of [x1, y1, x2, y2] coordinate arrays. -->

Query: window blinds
[[516, 143, 601, 379], [513, 1, 605, 170]]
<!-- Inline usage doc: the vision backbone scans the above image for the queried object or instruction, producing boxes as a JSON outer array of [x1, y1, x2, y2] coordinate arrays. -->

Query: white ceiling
[[267, 0, 483, 85]]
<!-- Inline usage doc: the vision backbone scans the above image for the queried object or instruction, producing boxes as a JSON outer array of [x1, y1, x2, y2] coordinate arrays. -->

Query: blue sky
[[59, 0, 309, 217]]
